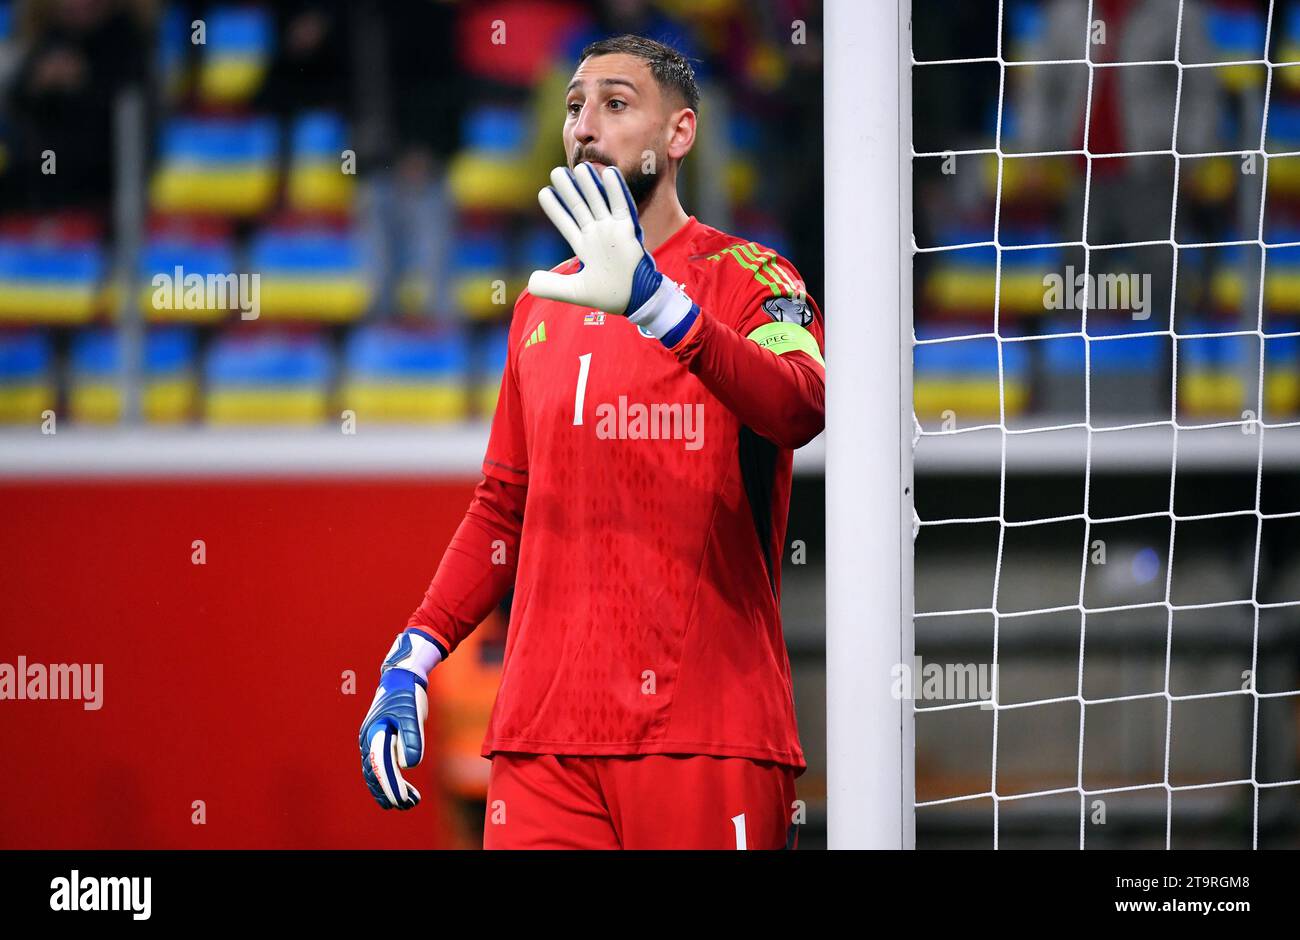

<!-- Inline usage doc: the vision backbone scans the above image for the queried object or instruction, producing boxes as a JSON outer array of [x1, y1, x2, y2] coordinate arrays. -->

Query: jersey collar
[[649, 215, 698, 258]]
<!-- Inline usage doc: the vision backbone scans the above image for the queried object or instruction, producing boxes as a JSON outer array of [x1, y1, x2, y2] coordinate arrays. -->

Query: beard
[[573, 148, 663, 209], [619, 160, 660, 207]]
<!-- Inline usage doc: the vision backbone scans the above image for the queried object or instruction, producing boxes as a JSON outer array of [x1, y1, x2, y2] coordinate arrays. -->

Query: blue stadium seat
[[476, 323, 512, 414], [453, 230, 511, 320], [1281, 6, 1300, 86], [1178, 319, 1252, 416], [69, 327, 199, 424], [465, 106, 530, 153], [0, 239, 105, 323], [0, 329, 54, 422], [448, 106, 537, 210], [288, 111, 355, 213], [921, 244, 996, 319], [139, 237, 242, 323], [338, 324, 470, 422], [205, 330, 333, 424], [249, 228, 369, 321], [914, 334, 1030, 419], [1265, 102, 1300, 151], [1205, 7, 1266, 91], [1265, 332, 1300, 417], [1005, 0, 1046, 58], [151, 116, 279, 215], [198, 5, 273, 105], [1266, 242, 1300, 314], [1043, 321, 1164, 374]]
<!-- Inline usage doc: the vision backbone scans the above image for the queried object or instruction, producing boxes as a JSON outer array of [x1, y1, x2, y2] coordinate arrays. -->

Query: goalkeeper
[[360, 33, 825, 849]]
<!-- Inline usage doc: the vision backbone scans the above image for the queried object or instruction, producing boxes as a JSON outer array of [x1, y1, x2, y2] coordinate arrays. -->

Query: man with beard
[[360, 34, 825, 850]]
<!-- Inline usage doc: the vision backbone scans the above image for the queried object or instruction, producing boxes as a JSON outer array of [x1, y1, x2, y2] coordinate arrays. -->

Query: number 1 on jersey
[[573, 353, 592, 425], [731, 813, 747, 849]]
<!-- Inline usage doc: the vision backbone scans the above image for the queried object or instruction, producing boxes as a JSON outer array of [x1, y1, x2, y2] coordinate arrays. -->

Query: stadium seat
[[1280, 6, 1300, 89], [1178, 322, 1251, 416], [1004, 247, 1067, 317], [914, 333, 1029, 419], [150, 117, 279, 216], [447, 105, 538, 211], [138, 237, 242, 323], [922, 244, 997, 319], [337, 324, 470, 422], [476, 323, 511, 415], [1205, 8, 1267, 91], [1265, 243, 1300, 314], [0, 239, 105, 324], [197, 6, 273, 106], [287, 111, 355, 213], [0, 329, 54, 422], [204, 330, 333, 424], [68, 327, 198, 424], [1183, 156, 1238, 202], [1265, 332, 1300, 416], [249, 228, 369, 321], [452, 230, 512, 320], [1265, 101, 1300, 155], [923, 240, 1075, 321], [1004, 1, 1046, 63], [1040, 317, 1167, 416], [989, 154, 1074, 207], [1204, 244, 1249, 315]]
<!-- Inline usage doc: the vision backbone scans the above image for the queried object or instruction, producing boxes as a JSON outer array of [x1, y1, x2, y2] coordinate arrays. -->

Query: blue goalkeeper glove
[[527, 162, 699, 346], [358, 628, 443, 810]]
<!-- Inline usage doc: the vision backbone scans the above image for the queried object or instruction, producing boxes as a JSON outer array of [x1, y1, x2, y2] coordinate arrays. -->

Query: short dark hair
[[578, 34, 700, 113]]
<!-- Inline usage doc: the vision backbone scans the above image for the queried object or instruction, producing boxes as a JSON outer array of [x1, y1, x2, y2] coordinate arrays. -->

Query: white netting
[[912, 0, 1300, 848]]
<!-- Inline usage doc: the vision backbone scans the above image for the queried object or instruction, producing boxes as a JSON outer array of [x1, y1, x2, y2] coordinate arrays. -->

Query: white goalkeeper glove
[[527, 162, 699, 345]]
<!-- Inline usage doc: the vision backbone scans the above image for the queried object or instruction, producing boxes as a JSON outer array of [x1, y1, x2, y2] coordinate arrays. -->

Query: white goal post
[[824, 0, 916, 849]]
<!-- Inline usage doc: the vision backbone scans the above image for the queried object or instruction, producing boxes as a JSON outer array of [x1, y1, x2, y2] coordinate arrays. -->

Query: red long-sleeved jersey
[[408, 216, 824, 772]]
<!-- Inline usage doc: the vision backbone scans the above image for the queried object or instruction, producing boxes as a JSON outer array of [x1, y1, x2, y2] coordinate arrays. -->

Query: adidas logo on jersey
[[524, 321, 547, 347]]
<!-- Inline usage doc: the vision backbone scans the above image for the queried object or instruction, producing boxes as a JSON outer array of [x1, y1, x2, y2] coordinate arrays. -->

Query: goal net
[[827, 0, 1300, 849]]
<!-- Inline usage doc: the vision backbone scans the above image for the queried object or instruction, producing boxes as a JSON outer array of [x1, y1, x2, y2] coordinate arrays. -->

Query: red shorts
[[482, 753, 800, 850]]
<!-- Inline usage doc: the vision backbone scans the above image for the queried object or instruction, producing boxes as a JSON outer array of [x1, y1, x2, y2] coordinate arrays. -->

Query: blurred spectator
[[254, 0, 352, 117], [1, 0, 149, 214], [1016, 0, 1219, 246], [356, 0, 465, 321], [718, 0, 823, 290]]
